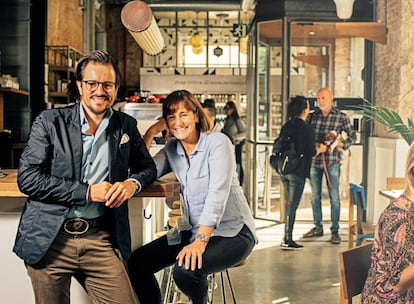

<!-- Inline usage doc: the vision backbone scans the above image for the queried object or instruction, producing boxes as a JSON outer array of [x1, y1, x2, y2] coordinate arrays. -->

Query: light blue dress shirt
[[67, 104, 112, 219], [153, 131, 257, 244]]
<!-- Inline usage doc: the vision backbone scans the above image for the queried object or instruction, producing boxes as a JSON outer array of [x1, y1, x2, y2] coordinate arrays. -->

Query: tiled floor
[[214, 219, 351, 304]]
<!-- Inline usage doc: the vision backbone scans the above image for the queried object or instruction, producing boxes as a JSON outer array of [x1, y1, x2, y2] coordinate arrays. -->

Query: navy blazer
[[13, 103, 157, 264]]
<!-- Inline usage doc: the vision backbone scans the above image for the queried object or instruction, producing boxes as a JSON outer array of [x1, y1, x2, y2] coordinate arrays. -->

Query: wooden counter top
[[0, 170, 180, 199]]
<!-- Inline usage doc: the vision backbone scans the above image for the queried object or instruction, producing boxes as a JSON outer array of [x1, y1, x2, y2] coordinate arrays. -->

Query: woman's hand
[[176, 240, 207, 271], [143, 119, 169, 150]]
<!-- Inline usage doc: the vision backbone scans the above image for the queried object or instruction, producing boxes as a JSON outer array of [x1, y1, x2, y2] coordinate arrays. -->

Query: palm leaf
[[354, 100, 414, 145]]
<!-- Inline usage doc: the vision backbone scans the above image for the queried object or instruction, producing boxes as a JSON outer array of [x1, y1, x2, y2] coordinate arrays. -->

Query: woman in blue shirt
[[128, 90, 257, 304]]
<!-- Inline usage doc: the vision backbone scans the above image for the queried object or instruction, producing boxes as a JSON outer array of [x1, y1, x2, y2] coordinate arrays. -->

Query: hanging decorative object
[[333, 0, 355, 20], [121, 0, 165, 56], [214, 46, 223, 57], [190, 32, 204, 54], [239, 36, 248, 54]]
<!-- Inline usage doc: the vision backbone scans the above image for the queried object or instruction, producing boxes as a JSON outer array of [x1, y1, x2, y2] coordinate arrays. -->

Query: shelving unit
[[195, 93, 246, 123], [45, 45, 83, 107]]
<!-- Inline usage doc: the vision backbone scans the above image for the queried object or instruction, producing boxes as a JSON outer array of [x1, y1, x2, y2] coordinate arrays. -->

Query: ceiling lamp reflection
[[121, 0, 165, 56]]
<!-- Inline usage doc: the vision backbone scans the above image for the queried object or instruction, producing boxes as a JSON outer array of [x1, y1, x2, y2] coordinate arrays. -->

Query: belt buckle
[[64, 218, 89, 235]]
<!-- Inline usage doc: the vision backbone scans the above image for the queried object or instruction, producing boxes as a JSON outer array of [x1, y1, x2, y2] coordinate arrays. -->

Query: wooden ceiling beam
[[335, 22, 387, 45]]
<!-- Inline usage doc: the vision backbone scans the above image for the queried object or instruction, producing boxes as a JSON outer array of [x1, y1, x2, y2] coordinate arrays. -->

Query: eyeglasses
[[82, 80, 117, 92]]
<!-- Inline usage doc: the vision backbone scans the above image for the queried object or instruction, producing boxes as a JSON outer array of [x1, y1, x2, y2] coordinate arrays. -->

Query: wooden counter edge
[[0, 170, 180, 199]]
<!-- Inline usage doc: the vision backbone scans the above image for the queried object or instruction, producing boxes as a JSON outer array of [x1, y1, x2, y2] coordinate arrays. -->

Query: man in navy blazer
[[13, 50, 156, 303]]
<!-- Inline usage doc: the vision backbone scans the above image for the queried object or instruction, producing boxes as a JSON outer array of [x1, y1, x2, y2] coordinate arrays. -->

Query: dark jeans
[[127, 225, 255, 304], [280, 174, 306, 240]]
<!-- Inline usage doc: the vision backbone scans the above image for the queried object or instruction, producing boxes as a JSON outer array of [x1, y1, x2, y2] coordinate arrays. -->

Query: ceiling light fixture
[[190, 32, 204, 55], [239, 36, 248, 54], [121, 0, 165, 56], [189, 12, 204, 55], [333, 0, 355, 20]]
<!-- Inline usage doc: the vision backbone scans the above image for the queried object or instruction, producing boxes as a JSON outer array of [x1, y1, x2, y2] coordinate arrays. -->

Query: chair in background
[[386, 177, 405, 190], [348, 183, 376, 249], [339, 242, 373, 304]]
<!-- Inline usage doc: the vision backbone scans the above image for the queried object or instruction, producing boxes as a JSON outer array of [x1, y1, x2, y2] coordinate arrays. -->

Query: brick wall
[[375, 0, 414, 138]]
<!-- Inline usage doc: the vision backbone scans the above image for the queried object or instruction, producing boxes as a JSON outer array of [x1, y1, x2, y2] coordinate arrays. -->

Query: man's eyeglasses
[[82, 80, 116, 92]]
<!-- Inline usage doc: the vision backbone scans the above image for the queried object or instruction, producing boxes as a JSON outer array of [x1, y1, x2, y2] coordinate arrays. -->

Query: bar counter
[[0, 169, 180, 303], [0, 169, 179, 198]]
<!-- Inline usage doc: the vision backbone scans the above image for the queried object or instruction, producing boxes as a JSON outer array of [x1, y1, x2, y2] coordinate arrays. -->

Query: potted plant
[[356, 101, 414, 145]]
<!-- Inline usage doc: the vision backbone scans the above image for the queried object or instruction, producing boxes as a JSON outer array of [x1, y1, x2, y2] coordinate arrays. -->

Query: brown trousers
[[26, 228, 138, 304]]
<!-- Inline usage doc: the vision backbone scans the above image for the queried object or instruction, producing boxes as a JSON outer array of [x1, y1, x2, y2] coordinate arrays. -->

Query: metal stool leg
[[224, 269, 237, 303], [208, 269, 237, 304]]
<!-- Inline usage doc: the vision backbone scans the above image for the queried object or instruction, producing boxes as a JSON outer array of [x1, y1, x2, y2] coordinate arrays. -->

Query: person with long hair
[[221, 100, 246, 186], [361, 144, 414, 303], [128, 90, 257, 304], [278, 96, 317, 249]]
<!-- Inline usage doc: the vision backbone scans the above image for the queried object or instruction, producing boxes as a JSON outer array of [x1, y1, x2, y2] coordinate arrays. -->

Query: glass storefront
[[246, 18, 372, 223]]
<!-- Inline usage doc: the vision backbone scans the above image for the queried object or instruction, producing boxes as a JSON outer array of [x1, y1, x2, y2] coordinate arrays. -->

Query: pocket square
[[120, 133, 130, 145]]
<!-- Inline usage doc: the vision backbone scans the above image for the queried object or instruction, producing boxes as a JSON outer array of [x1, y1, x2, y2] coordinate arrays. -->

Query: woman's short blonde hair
[[404, 143, 414, 198]]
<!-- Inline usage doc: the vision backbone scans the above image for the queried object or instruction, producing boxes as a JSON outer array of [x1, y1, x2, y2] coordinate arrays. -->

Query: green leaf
[[354, 100, 414, 145]]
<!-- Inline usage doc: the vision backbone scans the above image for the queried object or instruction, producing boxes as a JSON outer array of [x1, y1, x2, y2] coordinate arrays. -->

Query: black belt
[[63, 217, 105, 235]]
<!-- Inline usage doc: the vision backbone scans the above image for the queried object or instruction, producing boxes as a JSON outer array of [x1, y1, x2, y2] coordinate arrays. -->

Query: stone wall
[[375, 0, 414, 138]]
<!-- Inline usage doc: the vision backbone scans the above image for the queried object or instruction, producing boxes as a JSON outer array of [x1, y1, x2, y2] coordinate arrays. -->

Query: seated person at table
[[128, 89, 257, 304], [361, 143, 414, 303]]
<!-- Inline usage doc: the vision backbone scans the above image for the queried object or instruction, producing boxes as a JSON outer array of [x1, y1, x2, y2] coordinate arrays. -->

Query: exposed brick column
[[375, 0, 414, 138]]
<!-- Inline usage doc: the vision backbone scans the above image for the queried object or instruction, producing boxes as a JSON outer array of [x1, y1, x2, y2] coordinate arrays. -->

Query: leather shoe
[[303, 227, 324, 238], [330, 232, 341, 244]]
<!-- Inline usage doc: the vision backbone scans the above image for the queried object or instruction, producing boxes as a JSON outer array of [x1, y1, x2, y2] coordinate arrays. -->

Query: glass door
[[248, 18, 367, 223]]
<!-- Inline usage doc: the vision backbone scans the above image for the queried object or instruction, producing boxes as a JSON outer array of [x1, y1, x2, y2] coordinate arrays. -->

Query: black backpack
[[270, 135, 303, 175]]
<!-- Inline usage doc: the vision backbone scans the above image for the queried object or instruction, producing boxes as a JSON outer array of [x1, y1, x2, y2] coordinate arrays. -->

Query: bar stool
[[207, 259, 249, 304], [207, 269, 236, 304], [157, 200, 191, 304]]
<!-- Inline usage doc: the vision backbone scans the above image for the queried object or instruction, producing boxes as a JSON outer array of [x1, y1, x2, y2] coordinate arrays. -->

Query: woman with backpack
[[277, 96, 318, 249]]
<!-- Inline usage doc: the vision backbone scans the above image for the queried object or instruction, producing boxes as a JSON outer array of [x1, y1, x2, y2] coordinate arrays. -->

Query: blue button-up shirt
[[67, 104, 112, 219], [153, 131, 257, 244]]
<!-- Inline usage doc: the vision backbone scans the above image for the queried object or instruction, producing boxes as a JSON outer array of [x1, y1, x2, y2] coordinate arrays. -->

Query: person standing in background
[[278, 96, 317, 249], [13, 50, 157, 303], [221, 100, 246, 186], [302, 87, 356, 244], [202, 100, 222, 132], [361, 143, 414, 303]]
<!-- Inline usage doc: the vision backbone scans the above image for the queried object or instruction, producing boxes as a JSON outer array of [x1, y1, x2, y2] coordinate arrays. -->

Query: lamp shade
[[333, 0, 355, 20], [121, 0, 165, 56], [190, 32, 204, 54], [239, 36, 248, 54]]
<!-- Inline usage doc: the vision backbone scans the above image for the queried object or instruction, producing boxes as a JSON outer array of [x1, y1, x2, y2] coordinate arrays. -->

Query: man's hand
[[316, 143, 327, 155], [89, 180, 136, 208]]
